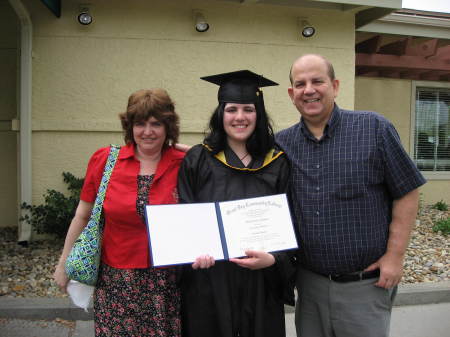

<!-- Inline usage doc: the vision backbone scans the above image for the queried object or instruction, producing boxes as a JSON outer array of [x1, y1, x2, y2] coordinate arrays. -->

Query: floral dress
[[94, 175, 181, 337]]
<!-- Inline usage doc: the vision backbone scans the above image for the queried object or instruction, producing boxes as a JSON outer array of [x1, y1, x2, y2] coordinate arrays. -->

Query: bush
[[432, 217, 450, 236], [20, 172, 84, 239], [432, 200, 449, 212]]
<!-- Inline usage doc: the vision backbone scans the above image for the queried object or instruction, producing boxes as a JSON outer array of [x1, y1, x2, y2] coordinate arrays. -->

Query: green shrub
[[432, 217, 450, 236], [20, 172, 84, 239], [432, 200, 449, 211]]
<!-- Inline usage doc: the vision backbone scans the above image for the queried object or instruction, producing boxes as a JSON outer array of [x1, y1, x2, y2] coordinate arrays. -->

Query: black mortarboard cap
[[200, 70, 278, 104]]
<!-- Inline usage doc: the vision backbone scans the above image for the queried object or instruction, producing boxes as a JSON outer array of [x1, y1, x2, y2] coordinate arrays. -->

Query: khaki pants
[[295, 267, 397, 337]]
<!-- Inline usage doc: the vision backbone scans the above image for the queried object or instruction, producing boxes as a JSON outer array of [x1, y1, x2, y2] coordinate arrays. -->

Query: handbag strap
[[89, 145, 121, 225]]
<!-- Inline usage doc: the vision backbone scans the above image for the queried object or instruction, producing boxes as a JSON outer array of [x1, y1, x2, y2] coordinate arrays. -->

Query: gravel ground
[[0, 205, 449, 298]]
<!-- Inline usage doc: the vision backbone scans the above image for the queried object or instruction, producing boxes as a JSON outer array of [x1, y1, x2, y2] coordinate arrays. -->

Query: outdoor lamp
[[78, 8, 93, 25], [300, 20, 315, 38], [194, 11, 209, 32]]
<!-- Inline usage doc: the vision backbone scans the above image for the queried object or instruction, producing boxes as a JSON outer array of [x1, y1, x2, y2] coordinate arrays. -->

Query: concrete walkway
[[1, 281, 449, 337]]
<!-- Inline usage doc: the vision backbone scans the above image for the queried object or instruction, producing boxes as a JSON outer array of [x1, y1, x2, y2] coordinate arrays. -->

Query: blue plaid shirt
[[276, 105, 426, 275]]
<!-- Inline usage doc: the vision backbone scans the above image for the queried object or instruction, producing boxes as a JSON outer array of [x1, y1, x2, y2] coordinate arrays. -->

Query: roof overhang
[[356, 10, 450, 81], [222, 0, 401, 27], [358, 10, 450, 39], [39, 0, 60, 18], [38, 0, 401, 28]]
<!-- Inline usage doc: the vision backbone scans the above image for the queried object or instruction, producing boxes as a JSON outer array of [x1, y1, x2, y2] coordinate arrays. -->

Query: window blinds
[[414, 87, 450, 171]]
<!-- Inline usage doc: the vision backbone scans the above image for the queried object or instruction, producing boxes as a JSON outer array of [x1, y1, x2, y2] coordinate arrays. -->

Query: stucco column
[[8, 0, 32, 242]]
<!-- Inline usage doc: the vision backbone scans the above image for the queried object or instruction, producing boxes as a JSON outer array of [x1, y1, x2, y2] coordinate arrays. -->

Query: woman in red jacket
[[54, 88, 184, 337]]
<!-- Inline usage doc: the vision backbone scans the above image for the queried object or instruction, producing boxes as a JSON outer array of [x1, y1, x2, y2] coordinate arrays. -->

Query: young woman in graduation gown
[[177, 70, 297, 337]]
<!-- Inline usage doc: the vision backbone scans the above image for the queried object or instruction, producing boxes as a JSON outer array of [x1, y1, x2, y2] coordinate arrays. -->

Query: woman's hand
[[53, 263, 69, 293], [53, 200, 93, 293], [229, 250, 275, 270], [192, 254, 215, 269]]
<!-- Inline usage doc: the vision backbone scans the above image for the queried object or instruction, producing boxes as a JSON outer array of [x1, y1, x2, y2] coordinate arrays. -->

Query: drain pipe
[[8, 0, 32, 243]]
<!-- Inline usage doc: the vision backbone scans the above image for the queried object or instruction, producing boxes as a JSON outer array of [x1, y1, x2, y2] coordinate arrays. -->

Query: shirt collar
[[299, 104, 341, 141], [118, 142, 135, 160]]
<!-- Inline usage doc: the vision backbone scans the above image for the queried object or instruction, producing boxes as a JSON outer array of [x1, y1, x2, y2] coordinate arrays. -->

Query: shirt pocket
[[334, 183, 366, 200], [331, 159, 369, 200]]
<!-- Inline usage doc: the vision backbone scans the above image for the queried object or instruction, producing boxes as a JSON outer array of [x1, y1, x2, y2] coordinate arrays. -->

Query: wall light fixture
[[194, 11, 209, 32], [78, 8, 93, 25], [300, 20, 315, 38]]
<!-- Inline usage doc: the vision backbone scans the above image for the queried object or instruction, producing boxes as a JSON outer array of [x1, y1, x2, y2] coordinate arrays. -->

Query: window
[[413, 86, 450, 172]]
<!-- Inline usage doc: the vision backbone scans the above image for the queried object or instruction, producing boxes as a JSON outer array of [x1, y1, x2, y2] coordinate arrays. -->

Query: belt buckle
[[329, 273, 339, 281], [358, 271, 363, 281]]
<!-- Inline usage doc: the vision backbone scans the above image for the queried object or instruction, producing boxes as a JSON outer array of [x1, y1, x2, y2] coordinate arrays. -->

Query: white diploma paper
[[218, 194, 297, 258], [145, 194, 297, 266]]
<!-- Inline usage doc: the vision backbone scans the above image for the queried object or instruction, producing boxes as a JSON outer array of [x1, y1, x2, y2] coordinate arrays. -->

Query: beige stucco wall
[[0, 1, 18, 227], [355, 77, 412, 147], [16, 0, 356, 205], [355, 76, 450, 204]]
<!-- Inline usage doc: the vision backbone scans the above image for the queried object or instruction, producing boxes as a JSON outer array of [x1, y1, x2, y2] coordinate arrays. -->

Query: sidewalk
[[1, 281, 449, 337]]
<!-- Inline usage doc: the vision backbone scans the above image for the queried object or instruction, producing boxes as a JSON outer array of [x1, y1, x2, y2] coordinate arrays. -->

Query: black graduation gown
[[177, 144, 297, 337]]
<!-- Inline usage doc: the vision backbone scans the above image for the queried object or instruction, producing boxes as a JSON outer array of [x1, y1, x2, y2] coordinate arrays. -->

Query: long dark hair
[[204, 100, 275, 157]]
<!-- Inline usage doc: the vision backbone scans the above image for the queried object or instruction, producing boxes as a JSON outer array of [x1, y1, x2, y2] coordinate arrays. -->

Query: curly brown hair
[[119, 89, 179, 147]]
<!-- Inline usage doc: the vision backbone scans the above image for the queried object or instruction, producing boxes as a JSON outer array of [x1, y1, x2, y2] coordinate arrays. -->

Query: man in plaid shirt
[[276, 54, 426, 337]]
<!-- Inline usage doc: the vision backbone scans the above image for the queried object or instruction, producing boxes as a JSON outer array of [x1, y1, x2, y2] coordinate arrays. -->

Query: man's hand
[[229, 250, 275, 270], [366, 189, 420, 289], [364, 252, 404, 289]]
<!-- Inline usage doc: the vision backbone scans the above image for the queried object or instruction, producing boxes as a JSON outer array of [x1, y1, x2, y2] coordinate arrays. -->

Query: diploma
[[218, 194, 297, 258], [145, 194, 297, 267]]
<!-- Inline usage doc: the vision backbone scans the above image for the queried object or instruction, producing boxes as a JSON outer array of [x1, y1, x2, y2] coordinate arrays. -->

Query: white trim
[[382, 12, 450, 28], [8, 0, 32, 242], [357, 11, 450, 38], [358, 21, 450, 39], [411, 80, 450, 181], [310, 0, 400, 8]]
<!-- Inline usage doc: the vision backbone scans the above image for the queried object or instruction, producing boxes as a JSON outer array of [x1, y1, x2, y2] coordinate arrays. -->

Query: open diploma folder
[[145, 194, 298, 267]]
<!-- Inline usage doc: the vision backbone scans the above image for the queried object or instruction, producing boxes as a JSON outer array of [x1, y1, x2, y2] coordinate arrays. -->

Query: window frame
[[410, 80, 450, 180]]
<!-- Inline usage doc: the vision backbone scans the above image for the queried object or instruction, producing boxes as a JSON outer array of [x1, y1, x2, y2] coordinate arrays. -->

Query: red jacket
[[80, 143, 185, 268]]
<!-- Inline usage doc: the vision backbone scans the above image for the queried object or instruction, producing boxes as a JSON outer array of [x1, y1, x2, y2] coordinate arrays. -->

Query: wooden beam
[[398, 70, 423, 79], [378, 38, 408, 55], [356, 53, 450, 71], [355, 35, 381, 53], [356, 66, 375, 75], [420, 70, 450, 81], [436, 45, 450, 59], [356, 69, 380, 77], [356, 32, 378, 44], [379, 69, 401, 78], [405, 38, 439, 57]]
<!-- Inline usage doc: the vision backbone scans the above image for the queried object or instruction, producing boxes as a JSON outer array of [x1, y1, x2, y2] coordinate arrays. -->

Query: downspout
[[8, 0, 32, 243]]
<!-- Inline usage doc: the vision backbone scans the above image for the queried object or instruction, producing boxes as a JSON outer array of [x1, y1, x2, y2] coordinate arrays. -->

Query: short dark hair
[[119, 88, 179, 147], [289, 54, 336, 85], [204, 100, 275, 157]]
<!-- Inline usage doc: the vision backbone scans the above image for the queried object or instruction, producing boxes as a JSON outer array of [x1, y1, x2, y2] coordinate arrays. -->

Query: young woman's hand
[[192, 254, 215, 269]]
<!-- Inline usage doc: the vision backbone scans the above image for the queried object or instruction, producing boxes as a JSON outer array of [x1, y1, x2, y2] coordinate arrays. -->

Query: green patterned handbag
[[65, 145, 120, 286]]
